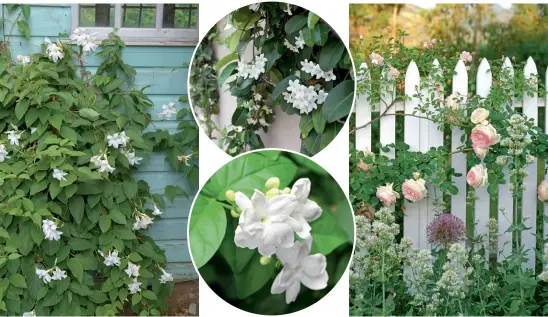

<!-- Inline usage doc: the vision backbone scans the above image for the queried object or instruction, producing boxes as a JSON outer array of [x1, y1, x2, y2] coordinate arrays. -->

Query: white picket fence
[[355, 57, 547, 268]]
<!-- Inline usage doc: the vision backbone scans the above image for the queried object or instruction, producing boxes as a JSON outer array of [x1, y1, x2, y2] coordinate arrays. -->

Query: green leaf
[[189, 197, 226, 269], [310, 209, 349, 255], [68, 195, 85, 224], [217, 62, 237, 87], [142, 290, 158, 300], [235, 253, 276, 299], [15, 99, 29, 120], [0, 228, 9, 239], [49, 114, 63, 130], [304, 123, 341, 155], [103, 79, 124, 93], [165, 185, 186, 203], [313, 23, 329, 46], [312, 109, 326, 133], [284, 15, 307, 35], [322, 80, 354, 122], [307, 12, 320, 29], [21, 5, 30, 19], [68, 238, 95, 251], [300, 27, 314, 47], [16, 20, 30, 40], [123, 182, 138, 199], [272, 75, 298, 101], [99, 215, 111, 233], [319, 38, 346, 71], [218, 219, 255, 273], [79, 108, 100, 121], [215, 53, 239, 71], [60, 126, 79, 142], [67, 258, 84, 283], [299, 114, 314, 139], [9, 273, 27, 288], [108, 208, 127, 225]]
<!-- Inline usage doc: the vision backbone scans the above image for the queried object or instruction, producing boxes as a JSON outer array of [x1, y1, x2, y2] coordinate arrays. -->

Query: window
[[71, 4, 199, 45]]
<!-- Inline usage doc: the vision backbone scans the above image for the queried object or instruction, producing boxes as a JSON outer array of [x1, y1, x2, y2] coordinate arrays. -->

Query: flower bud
[[225, 190, 235, 202], [413, 172, 421, 180], [230, 209, 240, 218], [260, 256, 271, 265], [265, 177, 280, 190], [265, 188, 280, 200], [282, 187, 291, 194]]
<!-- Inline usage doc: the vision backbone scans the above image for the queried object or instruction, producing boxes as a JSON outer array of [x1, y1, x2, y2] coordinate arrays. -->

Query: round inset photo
[[188, 150, 354, 314], [189, 2, 355, 157]]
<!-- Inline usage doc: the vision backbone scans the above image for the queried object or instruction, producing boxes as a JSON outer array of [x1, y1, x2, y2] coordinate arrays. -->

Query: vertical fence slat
[[545, 66, 548, 242], [475, 58, 492, 256], [498, 57, 514, 261], [522, 57, 538, 269], [356, 63, 371, 151], [380, 67, 396, 159], [404, 61, 422, 247], [451, 61, 468, 243]]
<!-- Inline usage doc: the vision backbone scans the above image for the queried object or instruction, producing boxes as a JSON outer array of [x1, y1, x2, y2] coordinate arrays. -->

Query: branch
[[349, 98, 397, 134]]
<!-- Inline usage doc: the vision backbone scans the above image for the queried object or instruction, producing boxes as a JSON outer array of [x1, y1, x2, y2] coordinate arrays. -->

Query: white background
[[195, 0, 351, 316]]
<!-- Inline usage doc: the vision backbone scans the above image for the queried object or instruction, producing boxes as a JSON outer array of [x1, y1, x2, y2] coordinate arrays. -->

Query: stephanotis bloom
[[44, 38, 64, 63], [0, 144, 10, 162], [300, 59, 336, 81], [133, 212, 153, 230], [159, 267, 174, 284], [288, 178, 322, 238], [236, 54, 268, 80], [36, 268, 52, 284], [52, 168, 68, 181], [234, 189, 300, 257], [271, 237, 328, 304], [6, 130, 21, 146], [98, 249, 121, 267], [124, 262, 140, 278], [282, 79, 326, 114], [42, 219, 62, 241], [128, 278, 142, 294]]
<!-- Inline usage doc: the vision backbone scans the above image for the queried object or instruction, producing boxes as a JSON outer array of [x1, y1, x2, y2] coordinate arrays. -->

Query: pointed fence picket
[[354, 56, 547, 266]]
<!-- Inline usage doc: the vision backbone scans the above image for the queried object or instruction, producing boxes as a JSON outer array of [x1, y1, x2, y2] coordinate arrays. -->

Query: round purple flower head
[[427, 214, 466, 247]]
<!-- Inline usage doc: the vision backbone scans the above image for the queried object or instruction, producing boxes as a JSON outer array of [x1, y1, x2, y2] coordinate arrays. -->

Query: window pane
[[79, 4, 115, 27], [122, 4, 156, 28], [163, 4, 198, 29]]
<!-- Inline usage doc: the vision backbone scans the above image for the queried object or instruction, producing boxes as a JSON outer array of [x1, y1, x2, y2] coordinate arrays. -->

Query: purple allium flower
[[427, 214, 466, 247]]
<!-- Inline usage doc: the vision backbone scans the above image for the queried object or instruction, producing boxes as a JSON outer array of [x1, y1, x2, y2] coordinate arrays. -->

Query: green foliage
[[0, 30, 195, 315], [189, 150, 353, 314]]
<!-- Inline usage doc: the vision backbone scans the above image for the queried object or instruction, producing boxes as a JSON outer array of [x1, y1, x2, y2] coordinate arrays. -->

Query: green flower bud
[[282, 187, 291, 194], [265, 177, 280, 190], [265, 188, 280, 200], [260, 256, 271, 265], [225, 190, 235, 202], [230, 209, 240, 218]]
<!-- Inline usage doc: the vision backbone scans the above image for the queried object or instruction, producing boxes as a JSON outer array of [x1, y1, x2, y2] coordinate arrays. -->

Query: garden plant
[[189, 150, 354, 314], [190, 2, 354, 156], [349, 32, 548, 316], [0, 5, 197, 316]]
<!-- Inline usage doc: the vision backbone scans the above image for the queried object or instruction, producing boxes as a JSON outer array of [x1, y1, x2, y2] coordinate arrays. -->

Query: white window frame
[[70, 4, 199, 46]]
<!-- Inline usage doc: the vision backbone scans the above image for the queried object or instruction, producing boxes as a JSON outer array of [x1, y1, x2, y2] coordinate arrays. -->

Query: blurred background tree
[[350, 3, 548, 74]]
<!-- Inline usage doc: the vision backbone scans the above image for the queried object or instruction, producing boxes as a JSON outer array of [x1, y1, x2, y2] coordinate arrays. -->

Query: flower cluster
[[133, 211, 154, 230], [229, 177, 327, 304], [376, 173, 427, 206], [158, 102, 178, 120], [16, 55, 31, 65], [426, 214, 466, 248], [35, 266, 68, 284], [300, 59, 337, 81], [436, 243, 472, 300], [242, 92, 274, 128], [70, 28, 98, 54], [470, 108, 500, 159], [369, 52, 384, 67], [282, 79, 328, 114], [106, 131, 143, 166], [42, 218, 62, 241], [284, 31, 305, 53], [236, 54, 268, 80], [44, 38, 64, 63]]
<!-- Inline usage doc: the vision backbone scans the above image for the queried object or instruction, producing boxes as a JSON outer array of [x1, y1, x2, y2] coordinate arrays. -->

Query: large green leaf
[[215, 53, 239, 71], [318, 38, 346, 71], [309, 209, 349, 255], [235, 253, 276, 299], [304, 123, 341, 155], [67, 258, 84, 283], [218, 218, 255, 274], [313, 23, 329, 46], [203, 152, 298, 200], [284, 15, 307, 35], [307, 12, 320, 29], [322, 80, 354, 122], [68, 195, 85, 225], [189, 196, 226, 269]]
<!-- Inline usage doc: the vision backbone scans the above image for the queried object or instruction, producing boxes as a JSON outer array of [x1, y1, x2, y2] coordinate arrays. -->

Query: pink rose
[[471, 124, 500, 149], [402, 178, 427, 202], [389, 67, 400, 78], [467, 164, 488, 188], [473, 145, 489, 159], [470, 108, 489, 124], [369, 52, 384, 67], [357, 159, 370, 172], [538, 180, 548, 202], [423, 41, 433, 49], [460, 51, 473, 63], [376, 183, 400, 206]]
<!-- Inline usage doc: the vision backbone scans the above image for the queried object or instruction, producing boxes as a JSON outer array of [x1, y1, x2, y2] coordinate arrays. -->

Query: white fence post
[[380, 67, 396, 159], [356, 63, 371, 152]]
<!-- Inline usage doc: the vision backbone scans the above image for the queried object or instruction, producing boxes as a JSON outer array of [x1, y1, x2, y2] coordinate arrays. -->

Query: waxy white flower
[[44, 37, 64, 63], [316, 90, 328, 104], [16, 55, 31, 65], [70, 28, 98, 53], [289, 178, 322, 238], [107, 132, 130, 149], [6, 130, 21, 146], [125, 151, 143, 166], [152, 204, 163, 216], [234, 189, 300, 257], [98, 249, 121, 267], [133, 212, 153, 230], [91, 154, 116, 174], [36, 268, 52, 284], [51, 267, 68, 281], [300, 59, 336, 81], [124, 262, 140, 278], [23, 310, 36, 317], [271, 237, 328, 304], [236, 54, 268, 80], [52, 168, 68, 181], [158, 102, 177, 120], [42, 219, 62, 241], [0, 144, 10, 162], [282, 79, 326, 114], [159, 267, 173, 284], [128, 278, 142, 294]]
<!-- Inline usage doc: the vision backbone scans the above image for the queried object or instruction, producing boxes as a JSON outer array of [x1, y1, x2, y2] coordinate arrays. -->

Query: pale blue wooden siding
[[2, 4, 197, 279]]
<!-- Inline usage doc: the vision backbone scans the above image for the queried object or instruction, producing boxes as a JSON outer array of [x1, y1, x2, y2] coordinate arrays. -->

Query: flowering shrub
[[0, 11, 197, 315], [191, 3, 354, 156], [188, 150, 353, 314]]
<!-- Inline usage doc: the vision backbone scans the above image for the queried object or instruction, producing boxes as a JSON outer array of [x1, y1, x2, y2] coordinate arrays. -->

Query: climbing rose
[[473, 145, 489, 159], [369, 52, 384, 67], [470, 107, 490, 124], [402, 178, 427, 202], [471, 124, 500, 149], [460, 51, 473, 63], [538, 180, 548, 202], [467, 164, 488, 188], [427, 214, 466, 247], [445, 93, 460, 110], [376, 183, 400, 206], [357, 159, 370, 172]]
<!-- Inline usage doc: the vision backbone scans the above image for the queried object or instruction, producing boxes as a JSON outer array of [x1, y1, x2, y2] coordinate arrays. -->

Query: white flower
[[234, 189, 300, 257], [6, 130, 21, 146], [98, 249, 121, 267], [236, 55, 267, 80], [52, 168, 68, 181], [159, 267, 174, 284], [158, 102, 177, 120], [133, 212, 153, 230], [16, 55, 31, 65], [36, 268, 52, 284], [118, 131, 130, 147], [259, 118, 269, 127], [70, 28, 98, 53], [316, 90, 328, 104], [289, 178, 322, 238], [42, 219, 62, 241], [254, 93, 262, 101], [177, 153, 192, 166], [125, 151, 143, 166], [284, 39, 299, 53], [152, 204, 163, 216], [44, 37, 64, 63], [283, 79, 322, 114], [23, 310, 36, 317], [0, 144, 10, 162], [124, 262, 140, 278], [294, 31, 305, 50], [300, 59, 336, 81], [51, 267, 67, 281], [271, 237, 328, 304], [90, 155, 102, 167], [107, 133, 122, 148], [128, 278, 142, 294], [236, 60, 250, 79], [30, 127, 37, 134], [97, 158, 115, 173]]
